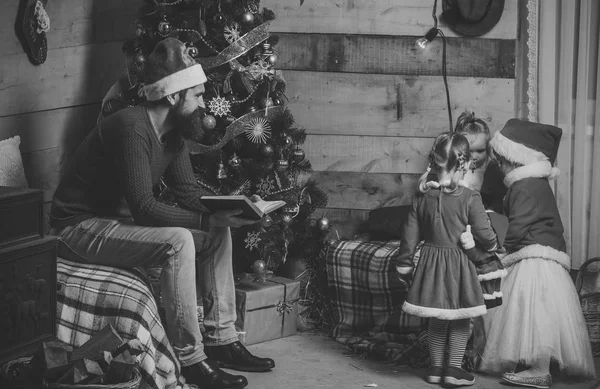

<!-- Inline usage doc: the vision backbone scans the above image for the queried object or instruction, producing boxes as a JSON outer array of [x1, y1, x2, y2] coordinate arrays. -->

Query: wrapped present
[[235, 276, 300, 345]]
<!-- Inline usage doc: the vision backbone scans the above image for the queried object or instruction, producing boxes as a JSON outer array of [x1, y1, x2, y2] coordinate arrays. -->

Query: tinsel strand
[[266, 185, 294, 197], [234, 88, 256, 104], [196, 178, 220, 194], [153, 0, 184, 6], [124, 56, 134, 88], [274, 170, 282, 190], [163, 28, 220, 54]]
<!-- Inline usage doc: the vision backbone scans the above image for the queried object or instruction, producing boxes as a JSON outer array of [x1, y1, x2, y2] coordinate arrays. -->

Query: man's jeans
[[53, 217, 239, 367]]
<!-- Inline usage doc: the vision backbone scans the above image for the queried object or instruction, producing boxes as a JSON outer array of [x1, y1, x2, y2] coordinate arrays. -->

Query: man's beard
[[172, 106, 208, 142]]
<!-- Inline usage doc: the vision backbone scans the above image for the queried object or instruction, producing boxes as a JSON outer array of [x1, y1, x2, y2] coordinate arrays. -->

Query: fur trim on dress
[[501, 244, 571, 271], [478, 268, 507, 281], [397, 266, 413, 275], [140, 64, 207, 101], [402, 301, 487, 320], [503, 161, 560, 187]]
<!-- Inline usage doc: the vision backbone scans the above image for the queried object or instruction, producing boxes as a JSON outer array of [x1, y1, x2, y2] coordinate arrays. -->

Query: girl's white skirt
[[479, 257, 595, 378]]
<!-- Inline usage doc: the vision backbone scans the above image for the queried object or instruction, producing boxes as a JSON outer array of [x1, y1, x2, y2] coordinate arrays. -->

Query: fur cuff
[[490, 132, 548, 167], [483, 291, 503, 300], [402, 301, 486, 320], [501, 244, 571, 271], [478, 268, 507, 281], [140, 64, 207, 101], [503, 161, 557, 187]]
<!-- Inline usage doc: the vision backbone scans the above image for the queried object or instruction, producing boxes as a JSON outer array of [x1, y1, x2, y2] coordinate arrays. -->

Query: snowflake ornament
[[256, 177, 275, 197], [247, 60, 275, 81], [208, 97, 231, 117], [245, 118, 272, 143], [223, 22, 241, 44], [244, 231, 261, 251]]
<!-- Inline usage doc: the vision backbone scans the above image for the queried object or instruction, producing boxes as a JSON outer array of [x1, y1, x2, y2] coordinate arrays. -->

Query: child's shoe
[[425, 366, 443, 384], [501, 372, 552, 389], [443, 366, 475, 386]]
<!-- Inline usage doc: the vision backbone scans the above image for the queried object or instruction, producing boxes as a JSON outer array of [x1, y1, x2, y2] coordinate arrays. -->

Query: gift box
[[235, 276, 300, 345]]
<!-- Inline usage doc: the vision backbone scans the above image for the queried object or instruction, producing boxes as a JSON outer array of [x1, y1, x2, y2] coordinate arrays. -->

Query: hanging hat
[[140, 38, 207, 101], [441, 0, 505, 37], [490, 119, 562, 166]]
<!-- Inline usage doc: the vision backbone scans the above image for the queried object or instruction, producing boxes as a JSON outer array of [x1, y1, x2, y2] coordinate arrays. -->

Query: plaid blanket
[[326, 239, 429, 366], [56, 258, 192, 389]]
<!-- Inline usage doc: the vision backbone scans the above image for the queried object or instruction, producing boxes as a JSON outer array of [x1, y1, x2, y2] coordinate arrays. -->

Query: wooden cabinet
[[0, 187, 57, 369], [0, 187, 44, 249], [0, 236, 59, 366]]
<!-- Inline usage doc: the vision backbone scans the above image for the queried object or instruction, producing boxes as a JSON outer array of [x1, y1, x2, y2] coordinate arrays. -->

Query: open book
[[200, 195, 286, 220]]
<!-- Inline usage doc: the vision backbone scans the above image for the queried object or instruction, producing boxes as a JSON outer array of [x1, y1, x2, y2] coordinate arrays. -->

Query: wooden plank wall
[[262, 0, 520, 238], [0, 0, 520, 238], [0, 0, 137, 227]]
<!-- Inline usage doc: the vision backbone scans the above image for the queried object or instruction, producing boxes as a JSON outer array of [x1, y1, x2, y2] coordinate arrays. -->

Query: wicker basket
[[576, 257, 600, 357], [43, 367, 142, 389]]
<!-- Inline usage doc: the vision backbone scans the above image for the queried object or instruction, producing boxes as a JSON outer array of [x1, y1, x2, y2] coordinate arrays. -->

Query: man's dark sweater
[[50, 105, 210, 230]]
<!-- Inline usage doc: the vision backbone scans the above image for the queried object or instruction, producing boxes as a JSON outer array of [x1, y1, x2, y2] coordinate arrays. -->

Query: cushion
[[326, 239, 426, 343], [363, 205, 411, 241], [0, 135, 28, 188]]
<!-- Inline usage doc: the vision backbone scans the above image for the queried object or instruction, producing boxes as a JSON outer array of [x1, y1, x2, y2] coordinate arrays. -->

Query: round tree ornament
[[158, 21, 171, 35], [252, 259, 266, 274], [241, 12, 254, 24], [260, 144, 275, 157], [292, 148, 305, 162], [316, 217, 330, 231], [202, 115, 217, 130], [187, 45, 199, 58]]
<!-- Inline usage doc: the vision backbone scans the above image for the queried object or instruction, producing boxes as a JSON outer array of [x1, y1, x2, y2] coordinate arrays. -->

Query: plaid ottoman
[[326, 239, 426, 343]]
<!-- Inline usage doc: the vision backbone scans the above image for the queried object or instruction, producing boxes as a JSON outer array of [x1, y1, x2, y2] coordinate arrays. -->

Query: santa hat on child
[[489, 119, 562, 166], [139, 38, 207, 101]]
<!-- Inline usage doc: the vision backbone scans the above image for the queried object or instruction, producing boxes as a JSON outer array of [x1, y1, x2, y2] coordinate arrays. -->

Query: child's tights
[[428, 318, 471, 368]]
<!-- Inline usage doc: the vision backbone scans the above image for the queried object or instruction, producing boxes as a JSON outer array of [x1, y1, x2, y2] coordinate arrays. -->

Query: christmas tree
[[108, 0, 330, 279]]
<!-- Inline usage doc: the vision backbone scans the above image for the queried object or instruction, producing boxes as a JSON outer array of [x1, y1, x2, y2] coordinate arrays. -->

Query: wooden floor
[[244, 331, 600, 389]]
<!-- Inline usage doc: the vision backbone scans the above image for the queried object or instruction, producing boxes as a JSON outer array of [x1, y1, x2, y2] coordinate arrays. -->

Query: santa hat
[[489, 119, 562, 166], [139, 38, 207, 101]]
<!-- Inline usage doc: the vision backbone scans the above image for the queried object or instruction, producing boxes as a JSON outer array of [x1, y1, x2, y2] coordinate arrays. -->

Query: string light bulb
[[416, 27, 439, 49]]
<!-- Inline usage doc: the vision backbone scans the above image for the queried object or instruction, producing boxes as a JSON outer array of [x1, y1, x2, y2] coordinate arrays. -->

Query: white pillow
[[0, 135, 29, 188]]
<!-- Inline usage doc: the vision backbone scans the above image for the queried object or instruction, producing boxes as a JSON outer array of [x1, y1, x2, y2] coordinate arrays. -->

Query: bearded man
[[50, 38, 274, 389]]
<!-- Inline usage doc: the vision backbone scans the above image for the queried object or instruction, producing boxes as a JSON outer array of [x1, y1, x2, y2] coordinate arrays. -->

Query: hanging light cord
[[431, 0, 453, 132], [438, 28, 452, 132]]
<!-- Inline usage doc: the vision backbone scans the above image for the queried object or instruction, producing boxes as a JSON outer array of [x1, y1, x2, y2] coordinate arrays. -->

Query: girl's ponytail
[[454, 111, 477, 133], [418, 164, 432, 193]]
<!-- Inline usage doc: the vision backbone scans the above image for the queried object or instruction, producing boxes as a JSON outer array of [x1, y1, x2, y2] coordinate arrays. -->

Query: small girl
[[397, 132, 498, 387], [454, 111, 506, 213], [455, 111, 507, 309], [479, 119, 595, 388]]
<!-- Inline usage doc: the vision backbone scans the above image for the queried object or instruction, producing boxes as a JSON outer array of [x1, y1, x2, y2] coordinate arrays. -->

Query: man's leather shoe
[[205, 341, 275, 372], [181, 359, 248, 389]]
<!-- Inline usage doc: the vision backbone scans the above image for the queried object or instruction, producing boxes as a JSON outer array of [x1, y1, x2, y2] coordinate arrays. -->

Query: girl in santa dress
[[397, 132, 498, 387]]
